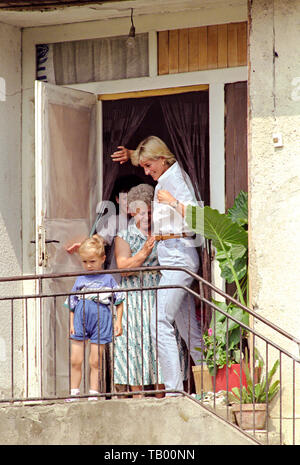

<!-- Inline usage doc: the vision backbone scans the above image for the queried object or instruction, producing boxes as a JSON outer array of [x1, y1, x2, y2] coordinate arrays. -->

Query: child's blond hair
[[78, 235, 105, 258]]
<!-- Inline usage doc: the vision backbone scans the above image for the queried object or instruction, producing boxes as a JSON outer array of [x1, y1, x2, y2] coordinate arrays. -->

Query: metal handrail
[[1, 265, 299, 348], [0, 266, 299, 445]]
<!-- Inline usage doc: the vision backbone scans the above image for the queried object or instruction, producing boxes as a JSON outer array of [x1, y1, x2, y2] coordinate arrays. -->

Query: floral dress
[[113, 223, 188, 386]]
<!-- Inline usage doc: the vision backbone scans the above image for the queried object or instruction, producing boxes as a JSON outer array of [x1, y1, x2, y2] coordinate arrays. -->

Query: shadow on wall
[[0, 78, 5, 101]]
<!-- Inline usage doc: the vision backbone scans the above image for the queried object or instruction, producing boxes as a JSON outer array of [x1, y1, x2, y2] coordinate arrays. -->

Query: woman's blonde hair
[[78, 235, 105, 258], [131, 136, 176, 167]]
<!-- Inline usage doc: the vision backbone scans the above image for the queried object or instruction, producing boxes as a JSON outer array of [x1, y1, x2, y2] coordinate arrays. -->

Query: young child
[[64, 235, 124, 400]]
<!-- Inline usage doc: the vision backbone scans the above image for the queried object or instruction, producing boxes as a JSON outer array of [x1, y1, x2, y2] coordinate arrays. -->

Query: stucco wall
[[0, 22, 23, 397], [0, 397, 257, 445], [0, 23, 22, 275], [248, 0, 300, 444]]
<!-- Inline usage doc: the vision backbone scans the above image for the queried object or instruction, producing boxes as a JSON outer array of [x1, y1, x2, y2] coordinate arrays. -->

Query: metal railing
[[0, 266, 299, 445]]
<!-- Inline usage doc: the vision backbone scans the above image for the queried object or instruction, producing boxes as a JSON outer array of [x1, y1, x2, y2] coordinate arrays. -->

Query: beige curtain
[[45, 33, 149, 85]]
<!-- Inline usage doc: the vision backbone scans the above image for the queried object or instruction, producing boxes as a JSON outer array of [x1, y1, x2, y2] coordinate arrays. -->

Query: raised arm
[[110, 146, 134, 165], [114, 235, 155, 276]]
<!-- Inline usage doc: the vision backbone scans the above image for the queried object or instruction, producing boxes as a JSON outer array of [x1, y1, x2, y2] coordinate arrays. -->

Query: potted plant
[[197, 303, 249, 391], [228, 355, 280, 430], [186, 191, 250, 390]]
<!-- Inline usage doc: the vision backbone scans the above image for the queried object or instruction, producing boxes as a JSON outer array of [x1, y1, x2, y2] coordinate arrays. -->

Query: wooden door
[[225, 81, 248, 210]]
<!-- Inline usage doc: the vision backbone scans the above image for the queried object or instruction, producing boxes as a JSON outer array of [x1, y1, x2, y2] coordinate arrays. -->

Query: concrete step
[[0, 396, 259, 445]]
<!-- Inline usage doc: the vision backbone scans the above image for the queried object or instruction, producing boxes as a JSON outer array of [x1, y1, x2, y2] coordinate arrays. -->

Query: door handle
[[32, 226, 60, 267], [30, 240, 60, 244]]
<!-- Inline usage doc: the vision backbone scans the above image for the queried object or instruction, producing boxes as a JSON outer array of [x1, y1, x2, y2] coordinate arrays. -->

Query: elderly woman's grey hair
[[127, 183, 154, 212]]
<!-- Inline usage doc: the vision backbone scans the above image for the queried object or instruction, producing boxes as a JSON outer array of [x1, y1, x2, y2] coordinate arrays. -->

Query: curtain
[[50, 34, 148, 85], [102, 98, 153, 201], [159, 91, 211, 329], [158, 91, 209, 204], [36, 34, 148, 85]]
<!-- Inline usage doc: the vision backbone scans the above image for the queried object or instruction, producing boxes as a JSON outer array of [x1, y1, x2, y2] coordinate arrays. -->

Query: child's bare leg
[[89, 343, 104, 392], [70, 340, 85, 389]]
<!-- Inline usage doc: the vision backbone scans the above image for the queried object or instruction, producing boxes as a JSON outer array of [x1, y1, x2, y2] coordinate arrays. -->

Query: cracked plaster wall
[[248, 0, 300, 444]]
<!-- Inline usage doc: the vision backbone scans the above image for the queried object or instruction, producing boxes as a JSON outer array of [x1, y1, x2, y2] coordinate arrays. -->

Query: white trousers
[[151, 238, 202, 394]]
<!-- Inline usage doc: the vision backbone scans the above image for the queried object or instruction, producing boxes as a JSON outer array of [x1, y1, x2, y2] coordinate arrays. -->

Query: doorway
[[101, 89, 211, 326], [101, 89, 211, 393], [101, 89, 210, 208]]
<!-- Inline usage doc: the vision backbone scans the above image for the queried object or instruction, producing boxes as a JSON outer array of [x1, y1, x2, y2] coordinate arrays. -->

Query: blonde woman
[[111, 136, 202, 396]]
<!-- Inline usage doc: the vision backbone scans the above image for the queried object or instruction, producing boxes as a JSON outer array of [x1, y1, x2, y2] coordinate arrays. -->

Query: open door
[[34, 81, 99, 396]]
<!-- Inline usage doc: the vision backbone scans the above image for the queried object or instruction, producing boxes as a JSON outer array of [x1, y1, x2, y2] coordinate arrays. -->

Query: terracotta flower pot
[[214, 363, 247, 392], [192, 365, 213, 393], [232, 403, 267, 430]]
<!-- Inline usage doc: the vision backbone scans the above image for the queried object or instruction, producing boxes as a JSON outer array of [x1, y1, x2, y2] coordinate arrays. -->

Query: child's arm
[[114, 302, 123, 337], [70, 311, 75, 335]]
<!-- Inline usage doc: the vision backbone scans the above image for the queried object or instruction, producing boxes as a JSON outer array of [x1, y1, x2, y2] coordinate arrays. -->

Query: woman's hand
[[114, 320, 123, 337], [115, 236, 155, 277], [157, 189, 185, 217], [142, 236, 156, 255], [157, 189, 176, 205], [111, 146, 132, 165]]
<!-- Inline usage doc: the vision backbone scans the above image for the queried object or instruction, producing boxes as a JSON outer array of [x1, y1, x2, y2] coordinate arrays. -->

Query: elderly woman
[[112, 136, 202, 396], [113, 183, 188, 398], [113, 183, 164, 397]]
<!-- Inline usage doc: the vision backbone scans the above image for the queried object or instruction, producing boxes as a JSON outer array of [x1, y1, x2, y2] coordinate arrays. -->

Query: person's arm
[[110, 146, 134, 165], [70, 311, 75, 335], [114, 235, 155, 276], [156, 189, 185, 217], [66, 242, 82, 254], [114, 302, 123, 337]]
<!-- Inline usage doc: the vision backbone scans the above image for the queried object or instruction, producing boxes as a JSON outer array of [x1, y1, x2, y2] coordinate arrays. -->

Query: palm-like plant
[[186, 191, 249, 372], [228, 354, 280, 404], [186, 191, 248, 306]]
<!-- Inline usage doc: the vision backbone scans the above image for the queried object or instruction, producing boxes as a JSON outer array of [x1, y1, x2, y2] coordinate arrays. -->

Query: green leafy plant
[[228, 353, 280, 404], [186, 191, 248, 306], [186, 191, 249, 373]]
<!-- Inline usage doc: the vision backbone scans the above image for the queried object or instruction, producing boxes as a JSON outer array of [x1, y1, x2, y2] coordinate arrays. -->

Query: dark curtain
[[158, 91, 210, 205], [159, 91, 211, 330], [102, 98, 153, 201]]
